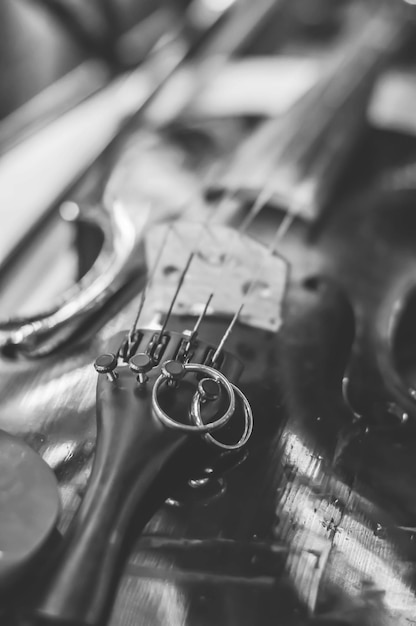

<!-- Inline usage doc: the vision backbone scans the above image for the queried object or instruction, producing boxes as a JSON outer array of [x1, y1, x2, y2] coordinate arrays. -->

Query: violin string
[[210, 205, 296, 358], [240, 209, 295, 309], [127, 223, 173, 346], [156, 251, 195, 342], [199, 184, 297, 357], [207, 179, 296, 308], [268, 210, 295, 252], [150, 213, 221, 341], [238, 185, 275, 236], [190, 293, 214, 336], [210, 166, 292, 271], [194, 182, 278, 286], [211, 304, 243, 365], [184, 292, 214, 352]]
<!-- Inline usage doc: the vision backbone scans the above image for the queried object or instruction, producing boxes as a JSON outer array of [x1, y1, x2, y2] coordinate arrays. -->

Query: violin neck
[[212, 10, 408, 222]]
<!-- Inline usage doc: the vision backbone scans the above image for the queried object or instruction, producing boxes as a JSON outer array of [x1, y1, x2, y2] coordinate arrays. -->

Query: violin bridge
[[140, 222, 289, 333]]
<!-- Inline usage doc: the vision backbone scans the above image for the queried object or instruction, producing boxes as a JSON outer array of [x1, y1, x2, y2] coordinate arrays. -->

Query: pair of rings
[[152, 361, 253, 451]]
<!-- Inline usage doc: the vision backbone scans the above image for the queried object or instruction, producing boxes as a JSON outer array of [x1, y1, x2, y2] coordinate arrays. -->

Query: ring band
[[191, 384, 253, 451], [152, 362, 235, 433]]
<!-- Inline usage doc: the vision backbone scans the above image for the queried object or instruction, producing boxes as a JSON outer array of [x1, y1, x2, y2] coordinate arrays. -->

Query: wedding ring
[[190, 383, 253, 451], [152, 362, 235, 433]]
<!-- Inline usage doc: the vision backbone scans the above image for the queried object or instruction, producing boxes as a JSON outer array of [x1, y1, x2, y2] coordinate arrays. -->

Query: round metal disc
[[0, 430, 60, 586]]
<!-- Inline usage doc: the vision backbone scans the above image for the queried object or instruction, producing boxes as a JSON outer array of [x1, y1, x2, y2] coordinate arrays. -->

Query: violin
[[2, 2, 416, 625]]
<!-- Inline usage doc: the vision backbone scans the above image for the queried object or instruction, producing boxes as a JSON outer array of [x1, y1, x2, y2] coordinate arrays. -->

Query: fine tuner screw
[[94, 353, 118, 382], [129, 353, 153, 385], [162, 360, 185, 387], [198, 378, 220, 402]]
